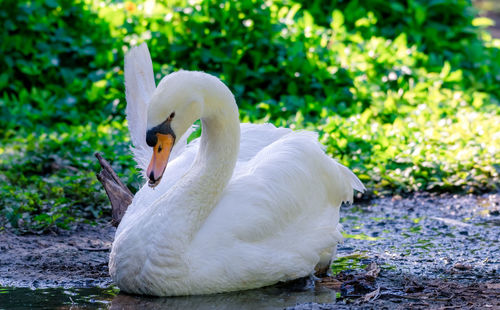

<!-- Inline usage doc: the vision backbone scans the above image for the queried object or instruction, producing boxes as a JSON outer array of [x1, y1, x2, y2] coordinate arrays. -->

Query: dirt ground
[[0, 193, 499, 309], [0, 223, 115, 289]]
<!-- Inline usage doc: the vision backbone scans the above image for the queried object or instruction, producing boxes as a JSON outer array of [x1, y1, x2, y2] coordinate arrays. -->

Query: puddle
[[0, 284, 337, 309], [0, 286, 116, 309]]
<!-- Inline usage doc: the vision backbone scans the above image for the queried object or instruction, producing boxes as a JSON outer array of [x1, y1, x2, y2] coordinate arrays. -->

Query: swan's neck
[[165, 75, 240, 244]]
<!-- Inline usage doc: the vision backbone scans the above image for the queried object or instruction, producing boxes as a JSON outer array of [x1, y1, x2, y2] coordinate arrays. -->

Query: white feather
[[125, 43, 155, 150]]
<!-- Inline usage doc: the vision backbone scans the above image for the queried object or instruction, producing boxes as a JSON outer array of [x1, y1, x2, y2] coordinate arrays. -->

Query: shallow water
[[0, 284, 337, 310], [0, 286, 116, 309]]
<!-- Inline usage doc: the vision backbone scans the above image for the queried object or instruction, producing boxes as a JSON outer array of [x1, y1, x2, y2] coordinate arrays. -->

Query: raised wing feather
[[125, 43, 156, 175], [125, 43, 156, 153]]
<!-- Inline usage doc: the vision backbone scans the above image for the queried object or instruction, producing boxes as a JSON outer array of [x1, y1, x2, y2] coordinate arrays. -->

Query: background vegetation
[[1, 0, 499, 233]]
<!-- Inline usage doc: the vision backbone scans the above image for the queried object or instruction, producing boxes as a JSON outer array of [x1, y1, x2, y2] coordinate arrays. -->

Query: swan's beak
[[146, 133, 174, 188]]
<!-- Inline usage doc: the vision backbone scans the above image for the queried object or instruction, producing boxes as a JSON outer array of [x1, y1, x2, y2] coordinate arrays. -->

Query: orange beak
[[146, 133, 175, 187]]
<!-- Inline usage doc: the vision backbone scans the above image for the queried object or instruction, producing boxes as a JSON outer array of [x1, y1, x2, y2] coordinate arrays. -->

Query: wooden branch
[[95, 153, 133, 227]]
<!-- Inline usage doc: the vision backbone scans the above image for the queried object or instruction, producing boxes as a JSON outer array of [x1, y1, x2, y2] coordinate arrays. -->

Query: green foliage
[[0, 0, 135, 232], [0, 0, 499, 232]]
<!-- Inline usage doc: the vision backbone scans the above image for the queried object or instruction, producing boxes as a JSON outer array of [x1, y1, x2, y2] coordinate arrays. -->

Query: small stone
[[486, 283, 500, 289], [453, 263, 472, 270], [392, 195, 402, 201]]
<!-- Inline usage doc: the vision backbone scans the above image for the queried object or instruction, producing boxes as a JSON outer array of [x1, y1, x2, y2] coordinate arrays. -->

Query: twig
[[363, 285, 381, 302], [95, 152, 134, 226], [381, 292, 455, 302], [77, 247, 111, 252], [380, 292, 425, 300]]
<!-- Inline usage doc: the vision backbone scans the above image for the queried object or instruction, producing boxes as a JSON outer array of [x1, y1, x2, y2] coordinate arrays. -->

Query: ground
[[0, 224, 114, 289], [0, 193, 498, 309]]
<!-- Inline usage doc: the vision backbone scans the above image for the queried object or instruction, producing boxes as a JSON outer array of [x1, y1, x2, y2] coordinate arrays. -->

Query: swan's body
[[109, 43, 365, 296]]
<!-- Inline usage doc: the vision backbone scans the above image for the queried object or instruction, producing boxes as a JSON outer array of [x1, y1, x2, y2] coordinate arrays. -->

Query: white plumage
[[109, 43, 365, 296]]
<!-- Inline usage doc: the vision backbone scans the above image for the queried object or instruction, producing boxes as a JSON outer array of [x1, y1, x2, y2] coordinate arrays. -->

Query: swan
[[109, 43, 366, 296]]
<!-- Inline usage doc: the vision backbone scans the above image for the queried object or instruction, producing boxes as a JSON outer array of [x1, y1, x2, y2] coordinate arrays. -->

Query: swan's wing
[[190, 127, 365, 282], [124, 43, 156, 173], [237, 123, 365, 199], [222, 129, 365, 241], [170, 125, 197, 160], [237, 123, 292, 161]]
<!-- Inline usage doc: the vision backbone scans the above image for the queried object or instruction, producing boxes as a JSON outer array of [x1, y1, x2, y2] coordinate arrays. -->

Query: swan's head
[[145, 72, 203, 187]]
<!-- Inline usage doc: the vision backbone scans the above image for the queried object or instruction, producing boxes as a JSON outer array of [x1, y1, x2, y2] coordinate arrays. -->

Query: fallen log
[[95, 152, 133, 227]]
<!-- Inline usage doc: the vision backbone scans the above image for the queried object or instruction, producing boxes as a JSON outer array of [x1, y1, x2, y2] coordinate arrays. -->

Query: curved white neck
[[111, 72, 241, 282], [163, 73, 240, 245]]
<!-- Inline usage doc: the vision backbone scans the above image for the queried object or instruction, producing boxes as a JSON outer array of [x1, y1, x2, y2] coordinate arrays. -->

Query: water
[[0, 287, 116, 309], [0, 284, 337, 310]]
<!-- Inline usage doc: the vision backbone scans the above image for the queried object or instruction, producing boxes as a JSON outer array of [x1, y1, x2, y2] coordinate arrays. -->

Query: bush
[[1, 0, 498, 232], [0, 0, 135, 232]]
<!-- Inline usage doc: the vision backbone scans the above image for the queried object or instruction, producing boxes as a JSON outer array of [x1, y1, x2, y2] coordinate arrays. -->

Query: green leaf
[[472, 17, 494, 28], [331, 10, 344, 30]]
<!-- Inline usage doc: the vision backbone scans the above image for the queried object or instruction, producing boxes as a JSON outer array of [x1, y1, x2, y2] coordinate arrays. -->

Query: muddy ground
[[0, 223, 115, 289], [0, 193, 499, 309]]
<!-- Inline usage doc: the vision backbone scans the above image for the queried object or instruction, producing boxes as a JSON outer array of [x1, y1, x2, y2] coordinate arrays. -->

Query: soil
[[316, 192, 500, 309], [0, 223, 115, 289], [0, 193, 499, 309]]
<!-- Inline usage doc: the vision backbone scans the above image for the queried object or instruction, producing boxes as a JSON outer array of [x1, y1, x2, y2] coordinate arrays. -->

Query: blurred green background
[[0, 0, 499, 233]]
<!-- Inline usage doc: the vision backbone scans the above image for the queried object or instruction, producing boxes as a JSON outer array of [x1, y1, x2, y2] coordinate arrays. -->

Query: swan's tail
[[326, 159, 366, 205], [295, 130, 366, 205], [339, 163, 366, 196]]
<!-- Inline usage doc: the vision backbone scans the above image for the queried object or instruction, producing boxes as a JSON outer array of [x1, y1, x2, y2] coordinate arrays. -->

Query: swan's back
[[182, 126, 365, 293]]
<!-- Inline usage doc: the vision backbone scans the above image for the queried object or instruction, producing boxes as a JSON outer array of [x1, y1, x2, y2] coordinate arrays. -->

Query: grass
[[0, 0, 499, 233]]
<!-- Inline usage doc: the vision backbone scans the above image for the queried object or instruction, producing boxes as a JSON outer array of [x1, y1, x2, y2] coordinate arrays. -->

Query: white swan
[[109, 43, 365, 296]]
